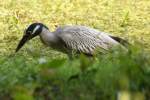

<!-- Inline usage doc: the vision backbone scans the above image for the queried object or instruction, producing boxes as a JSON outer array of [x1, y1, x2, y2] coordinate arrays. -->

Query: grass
[[0, 0, 150, 99]]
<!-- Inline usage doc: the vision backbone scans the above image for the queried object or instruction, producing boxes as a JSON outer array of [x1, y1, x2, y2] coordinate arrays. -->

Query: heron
[[16, 23, 128, 57]]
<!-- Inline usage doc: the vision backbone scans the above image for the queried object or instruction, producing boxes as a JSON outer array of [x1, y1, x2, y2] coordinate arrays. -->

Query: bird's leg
[[67, 49, 78, 60], [68, 53, 73, 60]]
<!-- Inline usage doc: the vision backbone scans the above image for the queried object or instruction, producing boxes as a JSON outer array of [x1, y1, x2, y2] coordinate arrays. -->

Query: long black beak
[[16, 35, 30, 52]]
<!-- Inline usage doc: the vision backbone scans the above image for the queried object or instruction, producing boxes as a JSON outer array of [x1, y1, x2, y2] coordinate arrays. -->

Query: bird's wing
[[56, 25, 120, 55]]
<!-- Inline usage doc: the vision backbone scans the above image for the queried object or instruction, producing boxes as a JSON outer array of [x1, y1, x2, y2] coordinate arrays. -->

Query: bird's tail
[[110, 36, 130, 47]]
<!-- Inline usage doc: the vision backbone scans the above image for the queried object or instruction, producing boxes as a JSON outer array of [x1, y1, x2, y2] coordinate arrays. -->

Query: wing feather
[[56, 25, 120, 55]]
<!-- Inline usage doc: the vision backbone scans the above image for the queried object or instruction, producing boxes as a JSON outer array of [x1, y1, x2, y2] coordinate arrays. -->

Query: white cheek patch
[[32, 25, 40, 34]]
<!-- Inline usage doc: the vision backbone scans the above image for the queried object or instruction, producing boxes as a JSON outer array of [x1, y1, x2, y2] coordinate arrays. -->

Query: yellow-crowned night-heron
[[16, 23, 128, 56]]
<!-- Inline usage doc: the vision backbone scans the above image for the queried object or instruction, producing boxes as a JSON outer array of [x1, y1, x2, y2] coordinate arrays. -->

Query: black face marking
[[25, 23, 49, 38]]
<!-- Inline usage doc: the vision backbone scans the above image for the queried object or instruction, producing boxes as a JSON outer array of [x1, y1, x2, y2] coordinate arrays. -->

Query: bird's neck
[[39, 28, 59, 45]]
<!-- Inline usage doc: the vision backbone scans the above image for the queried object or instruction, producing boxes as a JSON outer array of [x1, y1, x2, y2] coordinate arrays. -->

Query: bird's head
[[16, 23, 49, 52]]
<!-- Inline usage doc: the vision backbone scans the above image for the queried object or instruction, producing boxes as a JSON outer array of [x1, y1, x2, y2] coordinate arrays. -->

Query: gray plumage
[[16, 23, 127, 56]]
